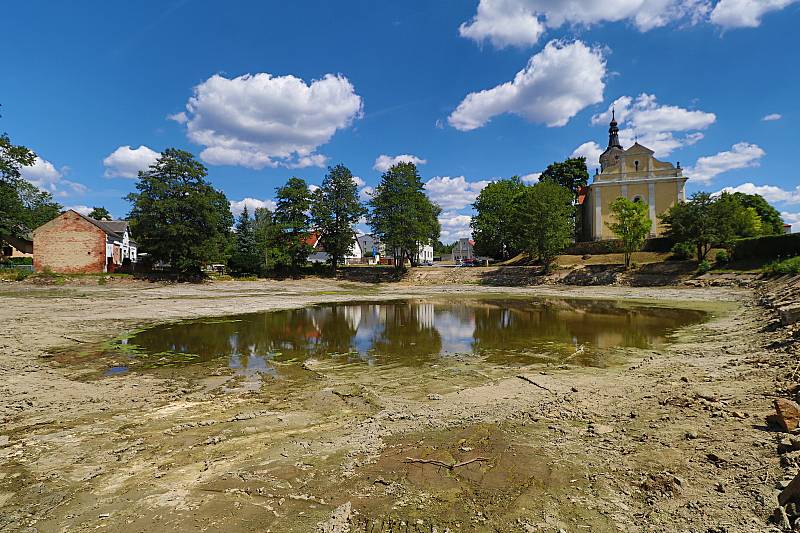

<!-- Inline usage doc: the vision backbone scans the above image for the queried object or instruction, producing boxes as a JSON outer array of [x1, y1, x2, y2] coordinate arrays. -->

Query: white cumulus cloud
[[571, 141, 604, 171], [710, 0, 797, 28], [424, 176, 491, 210], [762, 113, 783, 121], [448, 40, 606, 131], [590, 94, 715, 157], [178, 72, 363, 169], [438, 212, 474, 242], [686, 142, 765, 183], [714, 182, 800, 204], [782, 211, 800, 233], [22, 155, 87, 197], [103, 145, 160, 178], [459, 0, 712, 48], [64, 205, 93, 216], [230, 197, 277, 217], [373, 154, 427, 172], [521, 172, 541, 184]]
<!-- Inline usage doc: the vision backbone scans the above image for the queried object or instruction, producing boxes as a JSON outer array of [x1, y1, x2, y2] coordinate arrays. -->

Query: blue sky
[[2, 0, 799, 239]]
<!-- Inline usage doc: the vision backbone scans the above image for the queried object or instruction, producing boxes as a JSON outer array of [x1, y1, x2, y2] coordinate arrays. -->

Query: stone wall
[[33, 212, 107, 273]]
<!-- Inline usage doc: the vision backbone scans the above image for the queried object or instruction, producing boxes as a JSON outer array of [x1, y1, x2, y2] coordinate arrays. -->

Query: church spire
[[608, 107, 622, 149]]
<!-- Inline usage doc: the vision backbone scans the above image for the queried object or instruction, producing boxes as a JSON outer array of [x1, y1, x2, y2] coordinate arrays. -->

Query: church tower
[[581, 109, 688, 241], [599, 109, 624, 172]]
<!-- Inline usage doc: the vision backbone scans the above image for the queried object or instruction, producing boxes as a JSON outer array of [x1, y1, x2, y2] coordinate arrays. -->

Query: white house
[[452, 238, 475, 262], [306, 232, 363, 265]]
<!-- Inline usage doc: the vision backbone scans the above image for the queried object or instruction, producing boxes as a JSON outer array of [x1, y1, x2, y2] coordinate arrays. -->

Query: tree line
[[127, 149, 441, 277], [471, 156, 788, 271]]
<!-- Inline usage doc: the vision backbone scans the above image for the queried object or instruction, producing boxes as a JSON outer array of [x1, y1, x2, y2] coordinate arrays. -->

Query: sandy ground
[[0, 278, 797, 532]]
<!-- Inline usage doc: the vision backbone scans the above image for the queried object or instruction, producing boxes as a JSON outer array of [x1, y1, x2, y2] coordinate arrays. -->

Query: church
[[580, 111, 688, 241]]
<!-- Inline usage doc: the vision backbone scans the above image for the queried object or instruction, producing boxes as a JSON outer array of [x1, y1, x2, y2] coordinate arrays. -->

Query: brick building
[[33, 210, 138, 273]]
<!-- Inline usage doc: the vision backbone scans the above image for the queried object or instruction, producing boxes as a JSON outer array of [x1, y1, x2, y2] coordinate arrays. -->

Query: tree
[[471, 177, 526, 260], [730, 192, 784, 235], [274, 177, 313, 278], [539, 157, 590, 201], [88, 206, 112, 220], [0, 131, 37, 240], [311, 164, 366, 275], [660, 193, 717, 261], [126, 148, 233, 276], [368, 162, 440, 269], [16, 180, 61, 230], [607, 197, 651, 269], [229, 206, 262, 275], [519, 181, 574, 273]]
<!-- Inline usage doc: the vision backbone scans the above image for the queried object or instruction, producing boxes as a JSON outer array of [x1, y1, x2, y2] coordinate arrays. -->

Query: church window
[[634, 160, 640, 171], [633, 195, 643, 203]]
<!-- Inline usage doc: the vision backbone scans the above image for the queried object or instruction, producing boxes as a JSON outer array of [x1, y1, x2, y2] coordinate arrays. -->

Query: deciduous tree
[[274, 177, 313, 278], [368, 162, 440, 269], [607, 197, 651, 269], [519, 181, 574, 272], [471, 177, 525, 260], [126, 148, 233, 277], [311, 164, 366, 275], [88, 206, 112, 220], [539, 157, 589, 201]]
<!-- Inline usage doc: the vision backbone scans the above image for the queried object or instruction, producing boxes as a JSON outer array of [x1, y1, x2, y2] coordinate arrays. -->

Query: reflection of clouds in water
[[434, 311, 475, 353]]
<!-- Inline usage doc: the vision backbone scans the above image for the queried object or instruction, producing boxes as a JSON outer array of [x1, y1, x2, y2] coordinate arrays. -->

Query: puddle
[[105, 297, 706, 374]]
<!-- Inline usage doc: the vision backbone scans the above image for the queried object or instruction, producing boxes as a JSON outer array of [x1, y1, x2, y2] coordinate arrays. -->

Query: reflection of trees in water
[[130, 298, 705, 368]]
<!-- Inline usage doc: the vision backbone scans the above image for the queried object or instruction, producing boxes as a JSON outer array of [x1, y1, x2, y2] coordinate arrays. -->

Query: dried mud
[[0, 278, 796, 532]]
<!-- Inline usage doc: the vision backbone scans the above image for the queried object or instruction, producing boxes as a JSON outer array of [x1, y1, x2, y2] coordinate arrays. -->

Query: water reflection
[[127, 298, 706, 370]]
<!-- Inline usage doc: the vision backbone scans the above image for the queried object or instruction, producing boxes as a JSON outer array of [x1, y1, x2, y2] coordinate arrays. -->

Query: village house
[[1, 235, 33, 261], [306, 232, 363, 265], [452, 238, 475, 262], [580, 111, 688, 241], [33, 210, 137, 273]]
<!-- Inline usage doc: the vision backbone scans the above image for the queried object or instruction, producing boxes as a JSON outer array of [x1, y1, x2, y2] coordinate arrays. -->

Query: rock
[[685, 431, 699, 440], [317, 501, 354, 533], [0, 436, 9, 447], [427, 393, 443, 401], [590, 423, 614, 435], [772, 399, 800, 433], [779, 473, 800, 506], [779, 305, 800, 326]]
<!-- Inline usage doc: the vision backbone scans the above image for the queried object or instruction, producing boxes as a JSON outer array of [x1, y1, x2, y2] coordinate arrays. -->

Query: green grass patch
[[763, 256, 800, 276]]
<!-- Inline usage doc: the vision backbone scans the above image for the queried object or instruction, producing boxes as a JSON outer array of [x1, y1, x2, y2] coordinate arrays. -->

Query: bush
[[671, 242, 694, 260], [763, 256, 800, 276], [697, 260, 711, 274], [715, 250, 729, 264], [733, 233, 800, 261], [8, 257, 33, 265]]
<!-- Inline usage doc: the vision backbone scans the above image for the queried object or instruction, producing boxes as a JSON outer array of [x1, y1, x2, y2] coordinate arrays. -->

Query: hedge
[[732, 233, 800, 260], [564, 237, 673, 256]]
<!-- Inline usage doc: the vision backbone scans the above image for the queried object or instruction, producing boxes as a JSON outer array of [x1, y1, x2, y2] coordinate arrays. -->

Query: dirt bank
[[0, 278, 797, 532]]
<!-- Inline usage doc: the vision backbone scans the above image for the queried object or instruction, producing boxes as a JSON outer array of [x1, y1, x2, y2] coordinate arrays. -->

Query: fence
[[0, 264, 33, 272]]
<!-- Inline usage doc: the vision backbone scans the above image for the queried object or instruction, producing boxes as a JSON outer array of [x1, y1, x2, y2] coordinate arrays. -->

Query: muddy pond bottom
[[117, 297, 707, 373]]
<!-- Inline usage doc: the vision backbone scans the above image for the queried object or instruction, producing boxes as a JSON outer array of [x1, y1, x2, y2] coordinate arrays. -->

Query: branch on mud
[[403, 456, 490, 470], [516, 374, 554, 393], [61, 335, 87, 343]]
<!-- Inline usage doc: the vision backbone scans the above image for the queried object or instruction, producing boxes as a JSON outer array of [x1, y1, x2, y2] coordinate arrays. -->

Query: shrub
[[763, 256, 800, 276], [733, 233, 800, 261], [697, 260, 711, 274], [715, 250, 729, 264], [13, 269, 31, 281], [671, 242, 694, 260]]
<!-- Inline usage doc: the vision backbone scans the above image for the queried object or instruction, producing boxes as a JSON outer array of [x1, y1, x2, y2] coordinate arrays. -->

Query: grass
[[763, 256, 800, 276]]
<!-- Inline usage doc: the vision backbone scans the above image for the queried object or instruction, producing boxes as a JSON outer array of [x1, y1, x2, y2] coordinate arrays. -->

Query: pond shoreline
[[0, 279, 796, 532]]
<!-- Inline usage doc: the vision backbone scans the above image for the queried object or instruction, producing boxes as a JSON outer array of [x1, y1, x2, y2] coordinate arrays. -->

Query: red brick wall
[[33, 212, 107, 273]]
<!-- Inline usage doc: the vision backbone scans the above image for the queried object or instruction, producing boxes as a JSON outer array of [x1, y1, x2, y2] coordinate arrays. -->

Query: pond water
[[119, 298, 707, 371]]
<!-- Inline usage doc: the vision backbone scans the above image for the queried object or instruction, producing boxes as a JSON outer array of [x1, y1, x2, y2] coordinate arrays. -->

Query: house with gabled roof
[[33, 209, 138, 273]]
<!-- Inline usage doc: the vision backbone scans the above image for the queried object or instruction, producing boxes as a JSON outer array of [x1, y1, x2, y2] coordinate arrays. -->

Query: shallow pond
[[117, 297, 707, 372]]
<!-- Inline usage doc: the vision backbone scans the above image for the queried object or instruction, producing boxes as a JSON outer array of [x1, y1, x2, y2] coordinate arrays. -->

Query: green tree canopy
[[88, 206, 112, 220], [1, 131, 61, 240], [126, 148, 233, 276], [368, 162, 440, 268], [274, 177, 313, 277], [471, 177, 526, 260], [539, 157, 590, 200], [730, 192, 784, 235], [519, 181, 574, 272], [311, 164, 366, 275], [607, 197, 651, 269], [228, 206, 262, 275]]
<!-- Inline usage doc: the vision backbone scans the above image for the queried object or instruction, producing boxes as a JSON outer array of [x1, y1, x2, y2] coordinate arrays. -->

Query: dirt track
[[0, 278, 797, 532]]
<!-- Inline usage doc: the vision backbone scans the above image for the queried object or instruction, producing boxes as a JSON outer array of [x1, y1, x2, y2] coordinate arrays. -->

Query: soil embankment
[[0, 277, 797, 532]]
